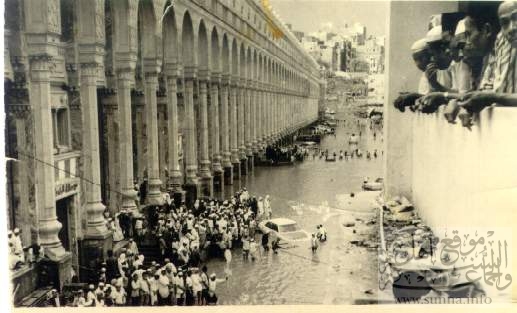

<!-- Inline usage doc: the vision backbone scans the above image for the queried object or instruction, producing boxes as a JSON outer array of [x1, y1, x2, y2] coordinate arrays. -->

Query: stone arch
[[111, 0, 139, 64], [264, 55, 268, 83], [162, 4, 178, 69], [239, 42, 246, 79], [231, 38, 238, 77], [197, 19, 209, 74], [222, 33, 230, 75], [258, 53, 263, 82], [273, 60, 277, 85], [270, 58, 274, 83], [253, 50, 258, 81], [246, 46, 253, 80], [181, 10, 196, 69], [210, 27, 221, 73], [138, 0, 158, 60]]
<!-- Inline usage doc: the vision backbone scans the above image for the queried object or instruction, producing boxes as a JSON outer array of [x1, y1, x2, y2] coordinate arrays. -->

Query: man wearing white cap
[[127, 238, 139, 256], [13, 228, 24, 263], [157, 269, 170, 305], [112, 281, 126, 306], [424, 24, 454, 93], [94, 283, 105, 297], [410, 38, 434, 95], [84, 284, 96, 306], [207, 273, 228, 305]]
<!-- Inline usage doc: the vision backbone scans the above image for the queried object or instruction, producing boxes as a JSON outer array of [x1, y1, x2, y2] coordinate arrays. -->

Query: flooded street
[[209, 113, 385, 304]]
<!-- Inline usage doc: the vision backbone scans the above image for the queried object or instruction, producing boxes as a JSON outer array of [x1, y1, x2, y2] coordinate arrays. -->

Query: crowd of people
[[44, 188, 278, 307], [394, 1, 517, 126], [264, 144, 304, 164], [8, 228, 25, 270], [313, 148, 382, 161]]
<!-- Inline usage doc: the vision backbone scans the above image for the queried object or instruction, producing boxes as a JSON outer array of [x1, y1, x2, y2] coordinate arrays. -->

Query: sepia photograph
[[1, 0, 516, 310]]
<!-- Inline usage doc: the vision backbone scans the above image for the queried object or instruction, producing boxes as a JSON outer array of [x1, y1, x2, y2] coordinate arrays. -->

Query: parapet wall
[[384, 0, 517, 301]]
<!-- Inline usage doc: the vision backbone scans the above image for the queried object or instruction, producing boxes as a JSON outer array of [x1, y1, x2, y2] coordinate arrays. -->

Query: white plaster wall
[[410, 106, 517, 301], [385, 1, 517, 301], [384, 1, 459, 199]]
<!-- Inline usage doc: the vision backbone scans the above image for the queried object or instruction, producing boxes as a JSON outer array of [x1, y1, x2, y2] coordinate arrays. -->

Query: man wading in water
[[311, 234, 319, 253]]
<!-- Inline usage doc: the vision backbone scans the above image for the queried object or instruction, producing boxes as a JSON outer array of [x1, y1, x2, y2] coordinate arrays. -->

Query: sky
[[269, 0, 388, 37]]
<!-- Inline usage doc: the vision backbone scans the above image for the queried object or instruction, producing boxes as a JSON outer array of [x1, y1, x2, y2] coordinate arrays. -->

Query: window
[[52, 108, 70, 152]]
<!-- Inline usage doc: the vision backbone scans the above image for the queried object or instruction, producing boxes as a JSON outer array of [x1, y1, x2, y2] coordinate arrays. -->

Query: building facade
[[4, 0, 322, 301]]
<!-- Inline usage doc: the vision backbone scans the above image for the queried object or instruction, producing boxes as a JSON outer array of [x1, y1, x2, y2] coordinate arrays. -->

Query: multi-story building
[[4, 0, 323, 303], [364, 36, 385, 74]]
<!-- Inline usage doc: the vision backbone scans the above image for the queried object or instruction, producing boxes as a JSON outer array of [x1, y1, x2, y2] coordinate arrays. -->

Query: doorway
[[55, 198, 71, 251]]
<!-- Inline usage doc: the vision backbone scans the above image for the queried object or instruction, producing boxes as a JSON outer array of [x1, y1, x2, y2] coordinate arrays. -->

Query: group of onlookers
[[395, 1, 516, 126]]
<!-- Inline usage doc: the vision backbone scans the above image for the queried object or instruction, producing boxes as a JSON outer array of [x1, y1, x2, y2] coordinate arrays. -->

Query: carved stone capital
[[29, 54, 53, 70], [116, 68, 134, 81], [80, 62, 101, 77], [6, 104, 31, 119]]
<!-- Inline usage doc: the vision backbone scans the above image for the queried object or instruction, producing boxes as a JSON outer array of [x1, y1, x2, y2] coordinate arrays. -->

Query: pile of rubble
[[343, 216, 379, 250], [379, 196, 486, 301]]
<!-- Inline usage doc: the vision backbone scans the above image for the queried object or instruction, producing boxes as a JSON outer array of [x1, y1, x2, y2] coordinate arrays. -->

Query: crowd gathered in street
[[264, 144, 304, 164], [45, 188, 279, 307]]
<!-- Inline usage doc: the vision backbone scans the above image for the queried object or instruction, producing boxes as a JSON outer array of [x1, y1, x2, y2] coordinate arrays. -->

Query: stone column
[[209, 79, 223, 192], [230, 83, 240, 178], [260, 90, 266, 146], [183, 77, 199, 190], [134, 102, 145, 182], [272, 91, 277, 141], [251, 86, 258, 154], [9, 109, 31, 244], [274, 88, 280, 140], [143, 69, 163, 206], [270, 91, 275, 142], [220, 78, 233, 184], [289, 94, 293, 131], [198, 78, 213, 197], [272, 91, 276, 142], [103, 97, 119, 215], [255, 87, 262, 152], [282, 94, 286, 133], [267, 91, 272, 143], [238, 81, 247, 174], [165, 74, 183, 193], [116, 69, 138, 213], [289, 96, 293, 131], [29, 55, 66, 261], [245, 81, 254, 170], [80, 62, 109, 238]]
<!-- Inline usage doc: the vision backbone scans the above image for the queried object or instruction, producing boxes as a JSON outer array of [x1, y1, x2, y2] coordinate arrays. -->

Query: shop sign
[[55, 181, 79, 199]]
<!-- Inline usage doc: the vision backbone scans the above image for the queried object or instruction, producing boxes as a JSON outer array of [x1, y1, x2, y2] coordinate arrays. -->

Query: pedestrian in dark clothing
[[250, 197, 258, 216], [139, 179, 148, 204], [261, 232, 269, 252], [106, 250, 118, 282]]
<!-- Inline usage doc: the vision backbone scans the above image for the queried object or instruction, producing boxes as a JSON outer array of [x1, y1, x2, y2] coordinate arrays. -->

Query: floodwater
[[209, 113, 384, 305]]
